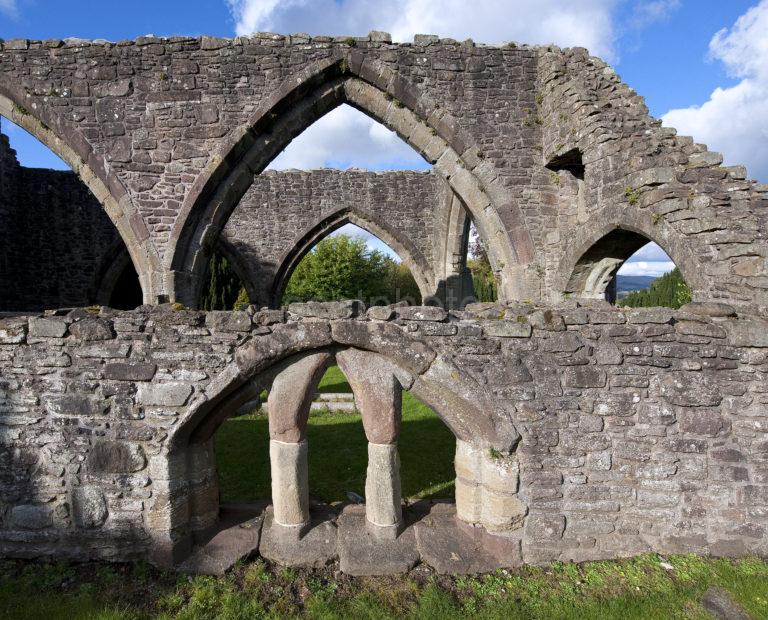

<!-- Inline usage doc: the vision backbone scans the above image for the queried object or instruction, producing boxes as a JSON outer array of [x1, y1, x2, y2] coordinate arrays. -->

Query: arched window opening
[[566, 229, 691, 308], [279, 225, 423, 307], [214, 356, 455, 513], [0, 117, 140, 311], [616, 242, 692, 308], [269, 104, 430, 172]]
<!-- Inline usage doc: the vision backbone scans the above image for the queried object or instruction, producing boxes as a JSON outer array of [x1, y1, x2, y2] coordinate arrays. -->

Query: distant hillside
[[616, 275, 655, 296]]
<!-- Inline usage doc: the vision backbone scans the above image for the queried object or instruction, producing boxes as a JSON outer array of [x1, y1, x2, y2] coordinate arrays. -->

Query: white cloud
[[228, 0, 621, 61], [235, 0, 633, 173], [617, 260, 675, 277], [267, 104, 428, 171], [662, 1, 768, 183], [0, 0, 17, 18], [616, 242, 675, 277], [629, 0, 680, 29]]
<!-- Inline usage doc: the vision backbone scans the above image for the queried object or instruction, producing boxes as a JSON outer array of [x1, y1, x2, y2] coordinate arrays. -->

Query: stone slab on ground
[[178, 503, 266, 575], [702, 587, 751, 620], [259, 505, 338, 568], [412, 502, 522, 574], [337, 505, 420, 576]]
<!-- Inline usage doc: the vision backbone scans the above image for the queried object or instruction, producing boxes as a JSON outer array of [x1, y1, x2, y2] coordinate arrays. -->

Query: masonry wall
[[0, 301, 765, 564], [3, 36, 767, 307], [0, 124, 122, 311], [222, 169, 450, 306]]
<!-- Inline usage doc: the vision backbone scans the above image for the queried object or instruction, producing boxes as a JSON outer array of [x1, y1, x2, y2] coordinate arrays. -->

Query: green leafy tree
[[383, 258, 422, 305], [201, 251, 248, 310], [467, 233, 498, 302], [619, 268, 691, 309], [283, 234, 392, 304]]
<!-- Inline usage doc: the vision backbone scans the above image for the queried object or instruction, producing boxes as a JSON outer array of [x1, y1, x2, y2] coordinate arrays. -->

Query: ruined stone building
[[0, 32, 767, 574]]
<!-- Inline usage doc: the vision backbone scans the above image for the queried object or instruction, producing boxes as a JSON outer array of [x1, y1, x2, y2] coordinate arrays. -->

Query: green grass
[[2, 554, 768, 619], [215, 366, 456, 503]]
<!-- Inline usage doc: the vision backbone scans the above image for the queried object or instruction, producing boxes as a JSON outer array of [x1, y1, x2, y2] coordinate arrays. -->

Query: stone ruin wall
[[0, 120, 121, 311], [0, 33, 767, 571], [0, 300, 766, 566]]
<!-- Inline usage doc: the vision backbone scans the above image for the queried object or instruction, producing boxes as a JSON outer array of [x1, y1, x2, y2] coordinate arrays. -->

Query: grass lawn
[[2, 554, 768, 619], [215, 365, 457, 503]]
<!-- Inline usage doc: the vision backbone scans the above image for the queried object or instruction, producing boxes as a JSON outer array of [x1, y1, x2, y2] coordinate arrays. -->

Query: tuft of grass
[[625, 186, 641, 206]]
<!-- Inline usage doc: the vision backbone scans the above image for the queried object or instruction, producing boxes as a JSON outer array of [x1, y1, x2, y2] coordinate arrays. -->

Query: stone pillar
[[365, 443, 402, 530], [269, 439, 309, 527], [336, 349, 403, 536], [454, 439, 527, 532], [454, 439, 482, 524], [267, 352, 331, 528]]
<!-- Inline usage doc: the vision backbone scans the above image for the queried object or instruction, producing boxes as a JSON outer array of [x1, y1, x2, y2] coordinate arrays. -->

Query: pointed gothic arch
[[557, 210, 706, 302], [272, 207, 435, 307], [166, 57, 531, 307], [0, 85, 160, 303]]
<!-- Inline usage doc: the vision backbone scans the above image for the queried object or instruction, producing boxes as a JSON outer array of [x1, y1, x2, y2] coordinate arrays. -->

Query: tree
[[283, 234, 392, 304], [201, 251, 246, 311], [619, 268, 691, 309], [382, 258, 422, 305], [467, 228, 498, 302]]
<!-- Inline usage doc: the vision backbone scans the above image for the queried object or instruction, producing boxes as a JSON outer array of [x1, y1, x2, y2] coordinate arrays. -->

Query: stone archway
[[0, 87, 161, 303], [555, 208, 708, 302], [165, 57, 531, 307], [154, 319, 522, 568], [271, 206, 436, 308]]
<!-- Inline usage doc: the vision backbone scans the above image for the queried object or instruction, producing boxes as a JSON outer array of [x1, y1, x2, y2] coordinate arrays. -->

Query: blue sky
[[1, 0, 766, 273]]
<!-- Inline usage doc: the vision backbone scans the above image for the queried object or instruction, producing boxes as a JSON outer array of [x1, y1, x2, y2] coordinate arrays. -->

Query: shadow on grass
[[215, 398, 455, 504]]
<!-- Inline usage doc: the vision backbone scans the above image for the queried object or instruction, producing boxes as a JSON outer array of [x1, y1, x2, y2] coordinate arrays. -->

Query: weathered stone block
[[0, 319, 26, 344], [136, 382, 193, 406], [525, 513, 565, 541], [45, 394, 107, 417], [28, 318, 68, 338], [69, 318, 115, 341], [72, 486, 108, 528], [288, 300, 365, 319], [104, 362, 157, 381], [563, 366, 607, 389], [395, 306, 448, 322], [205, 311, 251, 332], [8, 505, 52, 530], [87, 440, 146, 473], [658, 373, 722, 407], [726, 320, 768, 348], [481, 320, 532, 338]]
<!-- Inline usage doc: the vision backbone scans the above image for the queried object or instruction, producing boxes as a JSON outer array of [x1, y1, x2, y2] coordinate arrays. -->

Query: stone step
[[178, 503, 267, 576], [314, 392, 355, 402], [178, 501, 522, 576], [309, 400, 357, 413]]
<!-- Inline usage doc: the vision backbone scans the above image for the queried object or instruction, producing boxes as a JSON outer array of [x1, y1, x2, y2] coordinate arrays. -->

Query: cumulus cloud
[[227, 0, 620, 59], [617, 260, 675, 277], [617, 242, 675, 277], [662, 1, 768, 182], [0, 0, 17, 17], [268, 105, 428, 171]]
